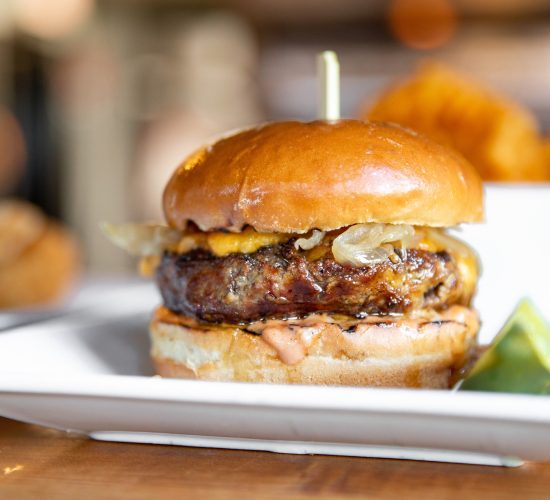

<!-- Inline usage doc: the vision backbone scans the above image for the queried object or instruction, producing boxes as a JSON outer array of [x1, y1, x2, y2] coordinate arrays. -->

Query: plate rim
[[2, 371, 550, 424]]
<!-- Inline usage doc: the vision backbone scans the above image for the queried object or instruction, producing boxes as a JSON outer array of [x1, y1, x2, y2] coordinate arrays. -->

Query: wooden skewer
[[317, 51, 340, 121]]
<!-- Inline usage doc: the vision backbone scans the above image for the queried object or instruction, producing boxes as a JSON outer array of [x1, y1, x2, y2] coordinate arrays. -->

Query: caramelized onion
[[294, 230, 326, 250], [100, 222, 182, 256], [332, 223, 415, 266], [424, 227, 472, 257]]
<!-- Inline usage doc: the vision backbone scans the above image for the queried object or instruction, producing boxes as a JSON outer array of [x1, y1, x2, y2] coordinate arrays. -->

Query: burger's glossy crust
[[163, 120, 483, 233]]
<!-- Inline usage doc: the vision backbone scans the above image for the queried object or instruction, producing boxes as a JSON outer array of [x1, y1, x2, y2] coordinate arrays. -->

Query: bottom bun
[[150, 305, 479, 388]]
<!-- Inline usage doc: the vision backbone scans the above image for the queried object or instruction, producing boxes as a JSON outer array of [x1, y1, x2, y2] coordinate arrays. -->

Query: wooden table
[[1, 417, 550, 499]]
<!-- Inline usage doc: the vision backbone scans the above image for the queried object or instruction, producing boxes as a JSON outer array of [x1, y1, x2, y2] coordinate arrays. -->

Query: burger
[[104, 119, 483, 388]]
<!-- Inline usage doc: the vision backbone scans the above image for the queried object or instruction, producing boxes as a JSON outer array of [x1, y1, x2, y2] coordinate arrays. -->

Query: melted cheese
[[416, 228, 479, 300], [138, 255, 161, 277], [205, 227, 289, 256], [455, 250, 479, 301]]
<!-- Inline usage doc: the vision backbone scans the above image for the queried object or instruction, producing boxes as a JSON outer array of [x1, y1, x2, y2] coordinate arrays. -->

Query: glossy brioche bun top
[[163, 120, 483, 233]]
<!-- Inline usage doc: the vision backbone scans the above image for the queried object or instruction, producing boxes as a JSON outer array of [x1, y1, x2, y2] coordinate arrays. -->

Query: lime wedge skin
[[460, 300, 550, 394]]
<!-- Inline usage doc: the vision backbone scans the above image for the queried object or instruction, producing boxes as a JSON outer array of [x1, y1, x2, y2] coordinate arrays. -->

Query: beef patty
[[156, 240, 472, 324]]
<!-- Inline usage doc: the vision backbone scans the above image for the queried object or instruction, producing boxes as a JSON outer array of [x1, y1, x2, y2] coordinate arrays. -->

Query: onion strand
[[332, 223, 415, 266], [100, 222, 182, 256], [294, 229, 326, 250]]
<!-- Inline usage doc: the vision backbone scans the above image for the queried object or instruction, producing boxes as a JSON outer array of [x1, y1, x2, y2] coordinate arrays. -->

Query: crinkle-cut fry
[[364, 62, 549, 182]]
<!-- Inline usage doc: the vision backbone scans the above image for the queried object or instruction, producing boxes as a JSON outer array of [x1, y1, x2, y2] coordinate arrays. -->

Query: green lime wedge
[[460, 299, 550, 394]]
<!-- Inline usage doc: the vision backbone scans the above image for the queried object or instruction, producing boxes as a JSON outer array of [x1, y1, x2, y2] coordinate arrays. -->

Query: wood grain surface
[[1, 417, 550, 499]]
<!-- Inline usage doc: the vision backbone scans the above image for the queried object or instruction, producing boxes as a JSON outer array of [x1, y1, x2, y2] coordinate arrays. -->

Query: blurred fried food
[[364, 62, 549, 182], [0, 109, 26, 194], [543, 137, 550, 171], [0, 199, 80, 309]]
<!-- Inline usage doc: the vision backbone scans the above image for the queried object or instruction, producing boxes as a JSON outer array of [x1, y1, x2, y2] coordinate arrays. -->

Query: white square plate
[[1, 186, 549, 467]]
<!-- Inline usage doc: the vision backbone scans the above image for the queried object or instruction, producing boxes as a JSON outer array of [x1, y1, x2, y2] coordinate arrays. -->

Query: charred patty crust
[[156, 240, 471, 324]]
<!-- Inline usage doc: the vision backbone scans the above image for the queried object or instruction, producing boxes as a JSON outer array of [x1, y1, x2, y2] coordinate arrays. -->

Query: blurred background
[[1, 0, 550, 277]]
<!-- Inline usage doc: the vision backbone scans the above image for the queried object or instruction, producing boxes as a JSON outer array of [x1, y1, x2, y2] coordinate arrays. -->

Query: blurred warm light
[[123, 54, 174, 120], [13, 0, 94, 40], [0, 108, 26, 194], [177, 12, 260, 122], [0, 2, 14, 38], [53, 46, 118, 110], [3, 464, 24, 475], [389, 0, 457, 50]]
